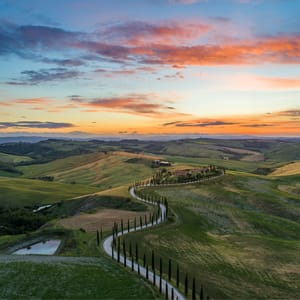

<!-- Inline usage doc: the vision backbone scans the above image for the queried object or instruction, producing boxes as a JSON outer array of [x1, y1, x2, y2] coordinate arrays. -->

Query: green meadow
[[124, 172, 300, 299], [0, 256, 160, 299], [0, 176, 99, 208]]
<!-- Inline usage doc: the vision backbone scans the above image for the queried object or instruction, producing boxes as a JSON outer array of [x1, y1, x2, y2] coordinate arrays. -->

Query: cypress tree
[[160, 257, 162, 276], [127, 219, 130, 232], [131, 255, 134, 271], [121, 219, 124, 235], [146, 264, 149, 279], [185, 273, 188, 296], [117, 240, 120, 263], [135, 244, 138, 262], [100, 227, 103, 240], [129, 242, 132, 258], [111, 243, 114, 259], [134, 217, 137, 230], [153, 270, 156, 286], [159, 258, 162, 293], [143, 253, 146, 267], [176, 264, 179, 288], [115, 222, 118, 235], [192, 278, 196, 300], [123, 240, 126, 267], [140, 215, 142, 228], [171, 288, 174, 300], [124, 249, 126, 267], [200, 285, 204, 300], [165, 282, 168, 300], [168, 259, 172, 280], [151, 250, 155, 271], [96, 229, 100, 246], [144, 214, 147, 227]]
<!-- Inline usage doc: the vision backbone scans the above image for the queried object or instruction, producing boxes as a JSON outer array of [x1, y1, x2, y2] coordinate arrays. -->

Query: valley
[[0, 138, 299, 299]]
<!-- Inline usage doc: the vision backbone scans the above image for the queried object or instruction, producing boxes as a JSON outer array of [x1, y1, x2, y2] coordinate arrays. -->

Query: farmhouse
[[152, 159, 172, 167]]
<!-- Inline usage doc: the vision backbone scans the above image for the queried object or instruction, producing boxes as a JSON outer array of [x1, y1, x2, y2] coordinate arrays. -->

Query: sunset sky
[[0, 0, 299, 136]]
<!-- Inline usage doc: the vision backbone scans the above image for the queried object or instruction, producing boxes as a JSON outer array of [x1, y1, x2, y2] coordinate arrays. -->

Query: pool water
[[13, 239, 61, 255]]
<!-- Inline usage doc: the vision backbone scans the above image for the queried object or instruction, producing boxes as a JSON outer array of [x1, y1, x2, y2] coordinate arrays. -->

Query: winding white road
[[102, 172, 224, 299], [103, 187, 185, 300]]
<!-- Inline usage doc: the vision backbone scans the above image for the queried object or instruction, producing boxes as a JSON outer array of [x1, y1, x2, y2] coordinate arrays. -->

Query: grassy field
[[19, 151, 157, 189], [0, 152, 32, 163], [124, 172, 300, 299], [1, 139, 300, 299], [270, 161, 300, 176], [0, 177, 99, 208], [0, 255, 160, 299]]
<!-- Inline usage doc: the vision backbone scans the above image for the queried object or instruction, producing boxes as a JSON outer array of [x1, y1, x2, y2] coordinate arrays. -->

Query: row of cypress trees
[[97, 181, 211, 299]]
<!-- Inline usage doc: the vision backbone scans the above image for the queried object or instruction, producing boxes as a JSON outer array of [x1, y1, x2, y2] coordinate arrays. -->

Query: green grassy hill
[[125, 172, 300, 299], [0, 177, 98, 208], [1, 138, 299, 299], [19, 151, 157, 189], [0, 255, 159, 299]]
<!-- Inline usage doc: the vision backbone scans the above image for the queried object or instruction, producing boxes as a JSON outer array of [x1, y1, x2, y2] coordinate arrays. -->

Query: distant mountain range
[[0, 132, 299, 144]]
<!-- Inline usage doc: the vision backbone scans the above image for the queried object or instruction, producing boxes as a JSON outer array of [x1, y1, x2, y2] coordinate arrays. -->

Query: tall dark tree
[[144, 214, 147, 227], [192, 278, 196, 300], [135, 244, 138, 262], [134, 217, 137, 230], [165, 282, 168, 300], [123, 240, 126, 267], [185, 273, 188, 296], [200, 285, 204, 300], [146, 264, 149, 279], [117, 240, 120, 263], [171, 288, 174, 300], [100, 227, 103, 240], [151, 250, 155, 271], [96, 229, 100, 246], [176, 264, 179, 288], [143, 253, 146, 267], [140, 215, 142, 228], [111, 243, 114, 259], [129, 242, 132, 258], [131, 255, 134, 271], [159, 258, 162, 293], [127, 219, 130, 232], [121, 219, 124, 235], [168, 259, 172, 280], [153, 270, 156, 286]]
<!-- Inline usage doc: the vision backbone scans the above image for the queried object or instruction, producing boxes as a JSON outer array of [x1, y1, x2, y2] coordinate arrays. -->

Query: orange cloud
[[101, 21, 212, 47], [14, 98, 52, 105], [258, 77, 300, 89], [132, 34, 300, 66], [72, 93, 187, 118], [159, 110, 300, 135]]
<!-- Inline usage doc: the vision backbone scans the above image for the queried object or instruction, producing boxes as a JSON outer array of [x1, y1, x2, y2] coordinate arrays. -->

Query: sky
[[0, 0, 299, 137]]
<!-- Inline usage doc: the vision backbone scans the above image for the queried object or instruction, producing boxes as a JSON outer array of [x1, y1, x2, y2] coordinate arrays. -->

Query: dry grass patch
[[270, 161, 300, 176], [58, 209, 148, 232]]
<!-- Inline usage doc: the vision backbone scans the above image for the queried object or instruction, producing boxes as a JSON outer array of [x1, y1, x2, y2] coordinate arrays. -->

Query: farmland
[[0, 138, 299, 299]]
